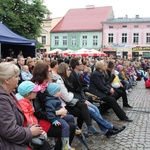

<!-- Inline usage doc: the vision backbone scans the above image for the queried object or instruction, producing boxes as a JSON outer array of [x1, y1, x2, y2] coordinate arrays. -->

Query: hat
[[18, 81, 41, 96], [47, 83, 61, 96], [117, 65, 123, 70]]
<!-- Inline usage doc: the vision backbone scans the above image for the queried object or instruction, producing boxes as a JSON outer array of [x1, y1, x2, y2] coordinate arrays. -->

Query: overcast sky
[[44, 0, 150, 18]]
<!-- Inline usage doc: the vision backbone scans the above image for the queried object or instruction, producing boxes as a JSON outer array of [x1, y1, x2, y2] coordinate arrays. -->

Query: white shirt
[[56, 75, 74, 106]]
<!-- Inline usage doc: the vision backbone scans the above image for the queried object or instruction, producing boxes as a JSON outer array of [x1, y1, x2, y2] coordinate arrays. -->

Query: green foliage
[[36, 41, 44, 49], [0, 0, 51, 39]]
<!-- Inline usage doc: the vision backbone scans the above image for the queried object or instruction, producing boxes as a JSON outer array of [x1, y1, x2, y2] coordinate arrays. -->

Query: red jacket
[[18, 98, 38, 126], [145, 78, 150, 88], [16, 93, 51, 132]]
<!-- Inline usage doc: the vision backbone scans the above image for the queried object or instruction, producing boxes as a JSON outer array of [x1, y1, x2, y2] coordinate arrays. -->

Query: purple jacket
[[0, 86, 32, 150]]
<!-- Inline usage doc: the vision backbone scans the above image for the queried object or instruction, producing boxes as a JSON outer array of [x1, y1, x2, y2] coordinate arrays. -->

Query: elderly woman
[[89, 60, 133, 122], [0, 62, 51, 150], [56, 62, 125, 137]]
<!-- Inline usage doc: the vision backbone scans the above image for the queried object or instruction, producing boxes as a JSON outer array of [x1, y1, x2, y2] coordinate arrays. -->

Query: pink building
[[102, 15, 150, 59]]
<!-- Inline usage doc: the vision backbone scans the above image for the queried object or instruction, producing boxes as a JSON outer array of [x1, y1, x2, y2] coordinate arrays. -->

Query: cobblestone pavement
[[72, 79, 150, 150]]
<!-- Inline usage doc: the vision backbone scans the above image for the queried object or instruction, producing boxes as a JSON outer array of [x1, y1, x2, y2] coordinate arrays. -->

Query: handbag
[[29, 134, 45, 150], [66, 98, 79, 107]]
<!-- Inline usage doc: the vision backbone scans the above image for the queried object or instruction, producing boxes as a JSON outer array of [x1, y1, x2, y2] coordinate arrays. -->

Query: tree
[[0, 0, 50, 40]]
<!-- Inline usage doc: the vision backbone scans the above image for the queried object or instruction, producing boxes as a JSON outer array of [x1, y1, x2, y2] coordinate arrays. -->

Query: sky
[[44, 0, 150, 18]]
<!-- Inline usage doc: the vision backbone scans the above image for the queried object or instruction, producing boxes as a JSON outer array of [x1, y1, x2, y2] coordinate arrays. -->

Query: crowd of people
[[0, 50, 149, 150]]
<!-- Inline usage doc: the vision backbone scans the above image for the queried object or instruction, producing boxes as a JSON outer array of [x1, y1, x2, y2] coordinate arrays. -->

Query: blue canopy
[[0, 23, 36, 58]]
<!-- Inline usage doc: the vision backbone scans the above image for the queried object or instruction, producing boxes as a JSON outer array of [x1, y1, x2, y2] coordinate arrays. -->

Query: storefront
[[132, 47, 150, 59]]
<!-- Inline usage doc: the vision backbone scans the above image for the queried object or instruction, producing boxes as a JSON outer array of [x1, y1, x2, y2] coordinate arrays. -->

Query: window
[[122, 25, 127, 28], [109, 26, 113, 29], [122, 33, 127, 43], [133, 33, 139, 43], [134, 25, 139, 28], [63, 36, 67, 45], [93, 35, 98, 45], [82, 36, 87, 46], [41, 36, 46, 44], [146, 33, 150, 43], [147, 25, 150, 28], [54, 36, 59, 45], [71, 36, 76, 46], [108, 33, 113, 43]]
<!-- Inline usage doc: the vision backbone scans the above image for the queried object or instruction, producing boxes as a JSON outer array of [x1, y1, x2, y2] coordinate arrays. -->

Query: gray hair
[[0, 62, 20, 83]]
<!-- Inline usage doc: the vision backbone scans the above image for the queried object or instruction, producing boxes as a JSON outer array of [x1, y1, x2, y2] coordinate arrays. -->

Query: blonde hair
[[95, 60, 105, 70], [0, 62, 19, 83], [26, 58, 34, 66], [21, 65, 29, 71]]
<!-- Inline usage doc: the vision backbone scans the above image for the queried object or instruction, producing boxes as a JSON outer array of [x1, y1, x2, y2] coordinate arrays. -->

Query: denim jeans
[[88, 103, 113, 133]]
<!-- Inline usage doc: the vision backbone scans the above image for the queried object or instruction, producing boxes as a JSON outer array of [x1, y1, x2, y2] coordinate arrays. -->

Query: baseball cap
[[18, 81, 41, 96]]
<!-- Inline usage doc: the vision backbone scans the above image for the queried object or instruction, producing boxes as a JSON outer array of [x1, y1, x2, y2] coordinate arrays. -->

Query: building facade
[[51, 31, 102, 51], [102, 16, 150, 59], [51, 6, 114, 51], [37, 15, 62, 52]]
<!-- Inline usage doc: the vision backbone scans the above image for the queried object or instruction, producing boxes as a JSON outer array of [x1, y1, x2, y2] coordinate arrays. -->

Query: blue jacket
[[45, 95, 62, 124]]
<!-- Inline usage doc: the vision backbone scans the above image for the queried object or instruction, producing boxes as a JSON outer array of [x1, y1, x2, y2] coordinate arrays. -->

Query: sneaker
[[88, 125, 100, 135], [105, 126, 125, 138], [113, 125, 126, 131]]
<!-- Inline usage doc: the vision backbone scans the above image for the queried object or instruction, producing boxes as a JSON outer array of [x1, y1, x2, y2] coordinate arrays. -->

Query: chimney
[[46, 14, 51, 19], [125, 14, 128, 18], [135, 15, 139, 18], [86, 5, 95, 9]]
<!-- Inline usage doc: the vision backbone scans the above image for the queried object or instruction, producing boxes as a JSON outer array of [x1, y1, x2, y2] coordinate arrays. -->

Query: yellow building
[[37, 14, 62, 52]]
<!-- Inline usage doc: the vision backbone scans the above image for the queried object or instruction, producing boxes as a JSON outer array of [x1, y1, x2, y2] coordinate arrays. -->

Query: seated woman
[[31, 62, 76, 150], [117, 65, 132, 94], [106, 61, 132, 108], [89, 60, 133, 122], [0, 62, 51, 150], [57, 62, 126, 138]]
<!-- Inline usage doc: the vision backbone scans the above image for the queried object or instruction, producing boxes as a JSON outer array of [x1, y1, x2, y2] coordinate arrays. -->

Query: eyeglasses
[[49, 70, 52, 73], [78, 63, 82, 65]]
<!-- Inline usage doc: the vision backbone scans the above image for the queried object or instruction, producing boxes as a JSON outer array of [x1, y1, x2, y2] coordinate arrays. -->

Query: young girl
[[45, 83, 76, 150], [15, 81, 50, 149]]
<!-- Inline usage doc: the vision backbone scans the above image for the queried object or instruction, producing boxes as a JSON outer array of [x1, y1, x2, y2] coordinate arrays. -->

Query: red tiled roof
[[51, 6, 113, 32]]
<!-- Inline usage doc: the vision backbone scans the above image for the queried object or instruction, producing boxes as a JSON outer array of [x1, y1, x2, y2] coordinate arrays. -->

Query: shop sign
[[132, 47, 150, 51]]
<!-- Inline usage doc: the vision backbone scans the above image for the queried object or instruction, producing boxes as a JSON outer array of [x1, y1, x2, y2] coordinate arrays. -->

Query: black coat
[[68, 70, 87, 101], [89, 70, 113, 99]]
